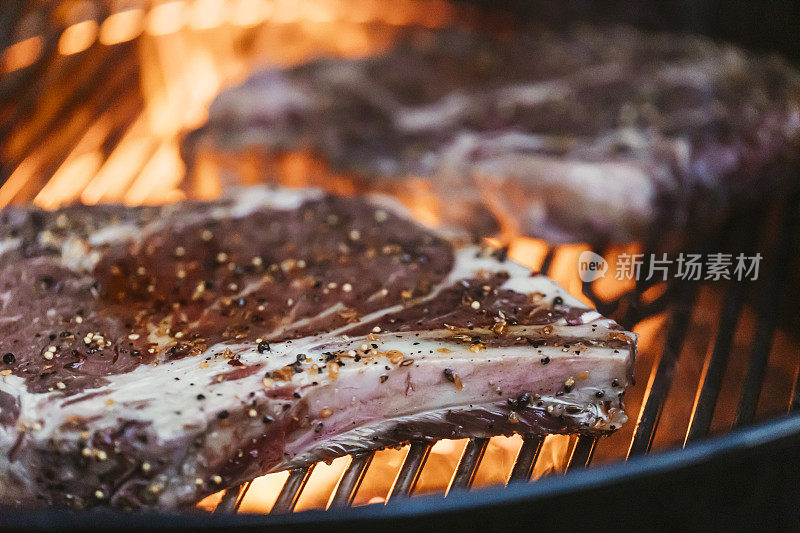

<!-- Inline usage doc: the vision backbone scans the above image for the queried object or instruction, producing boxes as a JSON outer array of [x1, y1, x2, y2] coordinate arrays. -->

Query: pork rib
[[0, 187, 634, 510]]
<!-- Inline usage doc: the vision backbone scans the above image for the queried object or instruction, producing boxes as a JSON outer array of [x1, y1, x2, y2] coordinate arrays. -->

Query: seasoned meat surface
[[184, 25, 800, 242], [0, 187, 635, 510]]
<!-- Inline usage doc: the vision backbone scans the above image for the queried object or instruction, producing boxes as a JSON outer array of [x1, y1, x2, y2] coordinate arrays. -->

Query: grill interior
[[1, 0, 800, 519]]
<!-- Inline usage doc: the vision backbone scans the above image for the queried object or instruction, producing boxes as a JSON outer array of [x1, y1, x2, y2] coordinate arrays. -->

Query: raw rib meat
[[183, 25, 800, 243], [0, 187, 635, 510]]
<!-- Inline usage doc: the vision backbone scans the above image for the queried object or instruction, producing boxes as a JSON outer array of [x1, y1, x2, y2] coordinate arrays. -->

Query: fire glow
[[1, 0, 454, 210]]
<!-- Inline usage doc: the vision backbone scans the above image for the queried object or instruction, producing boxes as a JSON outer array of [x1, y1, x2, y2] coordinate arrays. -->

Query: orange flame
[[99, 9, 145, 45], [2, 36, 43, 72], [146, 1, 188, 36], [58, 19, 98, 55]]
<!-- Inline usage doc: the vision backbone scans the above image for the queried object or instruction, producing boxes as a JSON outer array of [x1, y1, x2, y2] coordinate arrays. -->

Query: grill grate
[[735, 193, 800, 427], [448, 437, 488, 490], [330, 452, 374, 507], [507, 436, 544, 482]]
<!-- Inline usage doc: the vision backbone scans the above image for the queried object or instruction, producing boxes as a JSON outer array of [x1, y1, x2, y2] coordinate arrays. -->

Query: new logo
[[578, 251, 608, 282]]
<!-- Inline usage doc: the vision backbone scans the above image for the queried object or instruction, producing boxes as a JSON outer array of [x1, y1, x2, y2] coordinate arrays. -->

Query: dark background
[[460, 0, 800, 63]]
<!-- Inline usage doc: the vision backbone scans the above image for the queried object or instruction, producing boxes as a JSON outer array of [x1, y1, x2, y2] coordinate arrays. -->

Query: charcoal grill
[[1, 0, 800, 530]]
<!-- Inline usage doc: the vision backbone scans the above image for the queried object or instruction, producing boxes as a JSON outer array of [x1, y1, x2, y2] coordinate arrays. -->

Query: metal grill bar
[[627, 280, 699, 457], [214, 481, 251, 514], [8, 43, 128, 156], [0, 54, 142, 213], [329, 452, 375, 508], [447, 438, 489, 493], [684, 278, 750, 442], [538, 248, 555, 276], [735, 194, 800, 427], [566, 436, 596, 471], [684, 215, 764, 443], [0, 7, 60, 120], [0, 34, 60, 148], [507, 436, 545, 482], [271, 466, 315, 514], [620, 246, 657, 329], [387, 442, 431, 501]]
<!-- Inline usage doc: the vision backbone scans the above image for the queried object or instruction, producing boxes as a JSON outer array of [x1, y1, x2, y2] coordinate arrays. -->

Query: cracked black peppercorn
[[217, 410, 229, 419], [257, 341, 271, 353], [508, 392, 532, 410], [2, 353, 14, 364], [540, 356, 550, 365], [443, 368, 455, 383]]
